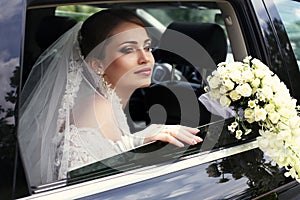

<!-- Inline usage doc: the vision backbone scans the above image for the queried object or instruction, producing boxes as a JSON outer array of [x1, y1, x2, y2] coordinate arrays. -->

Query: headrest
[[155, 22, 227, 65], [36, 16, 77, 51]]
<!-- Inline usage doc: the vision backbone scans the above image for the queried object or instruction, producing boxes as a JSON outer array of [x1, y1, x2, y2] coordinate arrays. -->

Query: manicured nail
[[195, 136, 203, 142], [191, 139, 197, 145], [193, 128, 200, 133]]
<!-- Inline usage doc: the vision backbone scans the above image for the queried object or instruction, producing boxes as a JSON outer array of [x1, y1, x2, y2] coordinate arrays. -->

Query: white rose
[[229, 90, 241, 101], [285, 99, 297, 112], [220, 95, 231, 107], [223, 79, 235, 91], [277, 130, 291, 141], [293, 128, 300, 137], [207, 75, 212, 82], [209, 89, 221, 100], [273, 94, 286, 108], [217, 65, 227, 75], [229, 71, 242, 83], [289, 116, 300, 130], [276, 82, 290, 96], [270, 76, 281, 92], [271, 83, 280, 93], [278, 107, 292, 119], [208, 76, 221, 89], [212, 70, 220, 77], [244, 108, 255, 123], [254, 107, 267, 121], [228, 61, 243, 71], [261, 75, 273, 87], [253, 68, 268, 78], [219, 86, 228, 94], [268, 112, 280, 124], [261, 86, 273, 100], [251, 78, 260, 88], [257, 136, 269, 149], [236, 83, 252, 97], [241, 69, 254, 82], [243, 56, 252, 64], [217, 62, 227, 68], [252, 58, 270, 71], [277, 121, 289, 130], [264, 103, 275, 113]]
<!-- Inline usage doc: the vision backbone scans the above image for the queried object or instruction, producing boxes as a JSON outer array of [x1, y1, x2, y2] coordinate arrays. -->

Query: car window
[[56, 5, 102, 21], [144, 7, 234, 63], [273, 0, 300, 70], [145, 8, 221, 26], [20, 1, 250, 192]]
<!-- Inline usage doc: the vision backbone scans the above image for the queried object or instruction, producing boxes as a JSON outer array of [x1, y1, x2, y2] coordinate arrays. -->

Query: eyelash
[[120, 45, 152, 54], [144, 45, 153, 52]]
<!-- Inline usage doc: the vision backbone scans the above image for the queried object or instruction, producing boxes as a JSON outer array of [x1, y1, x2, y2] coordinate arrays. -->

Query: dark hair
[[79, 9, 146, 58]]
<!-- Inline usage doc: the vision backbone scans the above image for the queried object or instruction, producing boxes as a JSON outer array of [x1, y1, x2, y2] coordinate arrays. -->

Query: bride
[[18, 9, 202, 186]]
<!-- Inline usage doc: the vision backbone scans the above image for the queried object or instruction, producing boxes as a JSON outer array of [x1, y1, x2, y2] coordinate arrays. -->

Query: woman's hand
[[143, 125, 202, 147]]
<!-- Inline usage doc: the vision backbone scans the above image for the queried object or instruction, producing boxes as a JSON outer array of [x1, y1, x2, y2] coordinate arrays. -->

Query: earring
[[96, 69, 102, 76], [100, 72, 112, 90], [96, 70, 112, 97]]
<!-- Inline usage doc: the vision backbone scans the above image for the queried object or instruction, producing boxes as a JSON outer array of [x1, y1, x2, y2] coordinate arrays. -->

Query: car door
[[2, 0, 300, 199], [0, 0, 30, 199]]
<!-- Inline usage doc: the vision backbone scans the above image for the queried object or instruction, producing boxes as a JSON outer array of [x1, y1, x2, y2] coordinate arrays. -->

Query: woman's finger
[[181, 125, 200, 134], [174, 128, 202, 145], [163, 126, 202, 145], [160, 133, 185, 147]]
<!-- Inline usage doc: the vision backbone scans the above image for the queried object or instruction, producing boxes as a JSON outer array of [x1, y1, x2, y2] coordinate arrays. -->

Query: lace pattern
[[54, 57, 84, 180], [56, 125, 123, 179], [53, 56, 145, 180]]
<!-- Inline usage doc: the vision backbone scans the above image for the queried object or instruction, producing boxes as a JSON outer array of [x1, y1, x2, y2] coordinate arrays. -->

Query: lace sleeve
[[56, 125, 127, 180]]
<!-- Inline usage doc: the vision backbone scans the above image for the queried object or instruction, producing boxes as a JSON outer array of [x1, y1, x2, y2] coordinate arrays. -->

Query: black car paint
[[0, 0, 29, 199], [78, 148, 289, 200], [251, 0, 300, 100], [0, 0, 299, 199]]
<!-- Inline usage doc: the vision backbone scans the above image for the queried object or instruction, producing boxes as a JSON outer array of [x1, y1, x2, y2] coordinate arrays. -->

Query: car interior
[[22, 0, 252, 190]]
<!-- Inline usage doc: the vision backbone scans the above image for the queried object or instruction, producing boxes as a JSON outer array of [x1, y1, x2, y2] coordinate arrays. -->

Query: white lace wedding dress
[[18, 23, 162, 186], [53, 57, 151, 180]]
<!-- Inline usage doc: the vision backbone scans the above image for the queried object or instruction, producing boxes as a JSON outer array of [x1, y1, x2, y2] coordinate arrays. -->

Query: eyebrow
[[119, 38, 152, 46]]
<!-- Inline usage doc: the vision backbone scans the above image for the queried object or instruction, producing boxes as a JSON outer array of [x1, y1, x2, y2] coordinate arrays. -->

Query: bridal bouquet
[[205, 56, 300, 182]]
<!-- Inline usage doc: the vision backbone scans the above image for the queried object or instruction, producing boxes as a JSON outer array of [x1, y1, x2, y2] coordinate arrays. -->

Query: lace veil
[[18, 22, 141, 186]]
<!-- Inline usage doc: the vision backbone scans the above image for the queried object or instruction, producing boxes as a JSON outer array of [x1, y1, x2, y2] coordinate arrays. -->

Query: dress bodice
[[55, 125, 145, 180]]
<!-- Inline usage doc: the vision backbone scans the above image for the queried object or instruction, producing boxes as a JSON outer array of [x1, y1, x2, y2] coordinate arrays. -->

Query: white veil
[[18, 23, 83, 186], [18, 22, 145, 186]]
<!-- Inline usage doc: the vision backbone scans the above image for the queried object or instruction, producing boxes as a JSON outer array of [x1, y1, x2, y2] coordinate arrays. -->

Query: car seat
[[145, 22, 227, 127], [35, 15, 77, 52], [23, 15, 77, 87]]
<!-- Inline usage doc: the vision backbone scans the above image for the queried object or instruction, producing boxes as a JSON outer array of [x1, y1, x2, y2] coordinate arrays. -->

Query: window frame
[[19, 0, 297, 197]]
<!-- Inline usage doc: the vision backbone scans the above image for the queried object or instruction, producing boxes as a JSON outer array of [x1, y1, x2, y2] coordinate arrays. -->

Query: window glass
[[56, 5, 102, 21], [274, 0, 300, 69], [21, 2, 247, 189], [145, 8, 233, 62], [145, 8, 221, 26]]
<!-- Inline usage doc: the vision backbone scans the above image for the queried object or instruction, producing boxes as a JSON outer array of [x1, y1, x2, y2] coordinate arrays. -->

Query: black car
[[1, 0, 300, 199]]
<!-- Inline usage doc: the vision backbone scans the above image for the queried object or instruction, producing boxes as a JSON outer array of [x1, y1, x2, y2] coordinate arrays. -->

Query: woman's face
[[101, 22, 155, 90]]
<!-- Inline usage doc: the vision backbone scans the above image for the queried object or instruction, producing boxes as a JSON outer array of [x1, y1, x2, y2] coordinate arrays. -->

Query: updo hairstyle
[[78, 9, 146, 58]]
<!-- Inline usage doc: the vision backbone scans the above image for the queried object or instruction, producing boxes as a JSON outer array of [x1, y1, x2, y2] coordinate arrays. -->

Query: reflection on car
[[0, 0, 300, 199]]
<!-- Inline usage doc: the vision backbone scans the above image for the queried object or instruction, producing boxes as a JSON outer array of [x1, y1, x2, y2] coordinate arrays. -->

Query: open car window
[[21, 1, 252, 192]]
